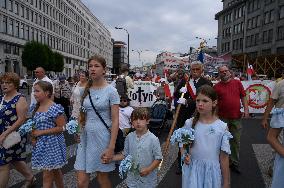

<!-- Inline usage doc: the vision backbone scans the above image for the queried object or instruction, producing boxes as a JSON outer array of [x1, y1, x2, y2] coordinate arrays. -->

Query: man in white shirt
[[30, 67, 54, 106]]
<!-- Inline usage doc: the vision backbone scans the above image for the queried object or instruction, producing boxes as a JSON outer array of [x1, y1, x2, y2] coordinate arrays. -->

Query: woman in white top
[[70, 71, 88, 119]]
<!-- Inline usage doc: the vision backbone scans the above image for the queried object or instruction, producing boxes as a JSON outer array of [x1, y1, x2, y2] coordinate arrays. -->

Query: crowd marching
[[0, 54, 283, 188]]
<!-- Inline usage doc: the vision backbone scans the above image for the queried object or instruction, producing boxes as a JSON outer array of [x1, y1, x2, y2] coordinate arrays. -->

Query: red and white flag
[[247, 64, 255, 75]]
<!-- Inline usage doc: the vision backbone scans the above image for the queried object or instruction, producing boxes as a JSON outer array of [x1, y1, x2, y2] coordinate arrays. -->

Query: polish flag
[[247, 64, 255, 75]]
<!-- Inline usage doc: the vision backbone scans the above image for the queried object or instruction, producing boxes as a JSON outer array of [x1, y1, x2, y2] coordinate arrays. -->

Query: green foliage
[[53, 52, 64, 72], [22, 41, 49, 71], [22, 41, 64, 72]]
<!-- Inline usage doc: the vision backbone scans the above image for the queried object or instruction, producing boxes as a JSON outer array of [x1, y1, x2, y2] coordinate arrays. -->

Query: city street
[[6, 88, 273, 188]]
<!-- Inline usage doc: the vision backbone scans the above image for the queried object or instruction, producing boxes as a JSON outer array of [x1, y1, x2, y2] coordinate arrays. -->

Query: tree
[[22, 41, 49, 71], [52, 52, 64, 72]]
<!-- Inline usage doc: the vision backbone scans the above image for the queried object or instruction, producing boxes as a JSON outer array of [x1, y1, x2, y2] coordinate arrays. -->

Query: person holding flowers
[[0, 72, 34, 188], [74, 55, 120, 188], [181, 85, 232, 188], [30, 80, 67, 188], [112, 108, 163, 188]]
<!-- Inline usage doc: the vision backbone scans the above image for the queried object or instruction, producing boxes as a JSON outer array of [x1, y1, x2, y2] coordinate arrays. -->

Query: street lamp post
[[132, 49, 149, 67], [115, 27, 129, 67]]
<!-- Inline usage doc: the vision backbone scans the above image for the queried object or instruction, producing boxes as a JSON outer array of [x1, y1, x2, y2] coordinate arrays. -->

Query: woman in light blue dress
[[74, 55, 120, 188], [267, 108, 284, 188], [181, 85, 232, 188]]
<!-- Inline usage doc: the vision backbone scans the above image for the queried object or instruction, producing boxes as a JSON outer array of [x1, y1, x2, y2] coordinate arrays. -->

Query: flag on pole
[[197, 50, 204, 63]]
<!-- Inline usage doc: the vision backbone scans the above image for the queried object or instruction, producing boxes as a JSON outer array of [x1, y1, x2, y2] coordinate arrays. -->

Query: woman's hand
[[101, 147, 114, 164], [183, 154, 191, 165], [0, 132, 7, 145]]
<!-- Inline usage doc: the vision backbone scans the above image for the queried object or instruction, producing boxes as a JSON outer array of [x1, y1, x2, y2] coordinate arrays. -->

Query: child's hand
[[140, 167, 151, 177], [31, 130, 42, 138], [74, 134, 80, 143], [183, 154, 191, 165]]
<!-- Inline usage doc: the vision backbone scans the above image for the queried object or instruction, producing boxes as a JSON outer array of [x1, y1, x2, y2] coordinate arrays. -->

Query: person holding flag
[[247, 63, 255, 81], [173, 61, 212, 174]]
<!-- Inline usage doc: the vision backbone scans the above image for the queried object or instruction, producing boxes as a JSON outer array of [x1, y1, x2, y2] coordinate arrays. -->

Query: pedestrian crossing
[[9, 136, 179, 188]]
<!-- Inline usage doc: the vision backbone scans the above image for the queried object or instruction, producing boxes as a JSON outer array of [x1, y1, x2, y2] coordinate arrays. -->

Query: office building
[[0, 0, 113, 77], [215, 0, 284, 58], [113, 40, 127, 74]]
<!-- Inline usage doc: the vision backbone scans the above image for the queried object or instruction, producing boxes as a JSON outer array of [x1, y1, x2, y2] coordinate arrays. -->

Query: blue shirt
[[124, 130, 163, 188]]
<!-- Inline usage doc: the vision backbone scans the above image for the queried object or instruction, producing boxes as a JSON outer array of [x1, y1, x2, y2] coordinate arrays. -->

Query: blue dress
[[74, 85, 120, 173], [31, 103, 67, 170], [270, 108, 284, 188], [182, 118, 232, 188], [0, 94, 27, 165]]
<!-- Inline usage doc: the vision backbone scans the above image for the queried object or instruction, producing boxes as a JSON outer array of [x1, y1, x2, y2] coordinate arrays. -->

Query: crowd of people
[[0, 54, 283, 188]]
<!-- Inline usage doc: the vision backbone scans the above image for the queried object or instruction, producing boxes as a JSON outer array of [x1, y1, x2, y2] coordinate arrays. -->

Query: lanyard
[[0, 95, 5, 110]]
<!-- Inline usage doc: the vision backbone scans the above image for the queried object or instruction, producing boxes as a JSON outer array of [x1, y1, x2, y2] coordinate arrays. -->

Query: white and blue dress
[[182, 118, 232, 188], [74, 85, 120, 173], [31, 103, 67, 170], [270, 108, 284, 188]]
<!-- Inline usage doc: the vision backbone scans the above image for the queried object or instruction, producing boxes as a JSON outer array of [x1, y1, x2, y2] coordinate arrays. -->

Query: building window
[[264, 10, 274, 24], [7, 0, 12, 11], [20, 23, 24, 38], [277, 47, 284, 55], [26, 8, 29, 20], [280, 6, 284, 20], [25, 25, 29, 40], [8, 18, 13, 35], [277, 26, 284, 40], [0, 0, 6, 8], [262, 49, 271, 56], [265, 0, 275, 5], [31, 27, 34, 40], [20, 5, 24, 17], [14, 2, 18, 14], [4, 43, 11, 53], [15, 21, 19, 37], [2, 16, 7, 33]]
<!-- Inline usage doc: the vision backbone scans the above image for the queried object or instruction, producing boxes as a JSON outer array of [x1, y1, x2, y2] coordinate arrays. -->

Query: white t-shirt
[[119, 106, 134, 129], [30, 76, 54, 106]]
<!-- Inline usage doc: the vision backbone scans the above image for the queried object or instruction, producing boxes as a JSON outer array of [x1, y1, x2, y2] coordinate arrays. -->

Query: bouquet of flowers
[[18, 119, 35, 136], [119, 155, 140, 179], [170, 128, 195, 153], [65, 120, 80, 134]]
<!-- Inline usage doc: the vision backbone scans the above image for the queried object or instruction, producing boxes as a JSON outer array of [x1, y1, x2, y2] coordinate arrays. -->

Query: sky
[[82, 0, 223, 67]]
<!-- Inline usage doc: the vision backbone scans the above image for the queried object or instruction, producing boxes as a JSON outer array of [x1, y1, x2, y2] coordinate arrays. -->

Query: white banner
[[129, 80, 276, 112], [129, 81, 174, 107], [241, 80, 276, 113]]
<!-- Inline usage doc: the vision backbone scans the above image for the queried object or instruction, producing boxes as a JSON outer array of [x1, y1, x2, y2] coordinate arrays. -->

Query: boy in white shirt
[[119, 94, 134, 136]]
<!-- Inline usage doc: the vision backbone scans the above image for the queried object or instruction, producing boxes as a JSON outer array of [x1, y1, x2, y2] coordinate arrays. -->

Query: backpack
[[116, 76, 127, 96], [150, 100, 168, 120]]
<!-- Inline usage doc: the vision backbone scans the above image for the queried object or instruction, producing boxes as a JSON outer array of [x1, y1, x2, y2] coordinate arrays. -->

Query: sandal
[[22, 176, 36, 188]]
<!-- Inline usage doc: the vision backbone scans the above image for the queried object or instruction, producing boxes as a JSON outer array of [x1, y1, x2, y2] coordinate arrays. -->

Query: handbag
[[88, 93, 124, 153], [2, 131, 21, 149]]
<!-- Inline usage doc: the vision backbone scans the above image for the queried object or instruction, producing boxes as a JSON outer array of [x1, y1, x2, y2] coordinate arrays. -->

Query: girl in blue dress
[[181, 85, 231, 188], [267, 107, 284, 188], [31, 81, 67, 188], [74, 55, 120, 188]]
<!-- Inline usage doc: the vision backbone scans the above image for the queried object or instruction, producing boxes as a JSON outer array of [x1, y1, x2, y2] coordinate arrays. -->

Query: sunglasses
[[120, 99, 128, 102]]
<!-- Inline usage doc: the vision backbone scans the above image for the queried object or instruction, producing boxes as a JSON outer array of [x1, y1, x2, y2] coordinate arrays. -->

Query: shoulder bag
[[88, 93, 124, 153]]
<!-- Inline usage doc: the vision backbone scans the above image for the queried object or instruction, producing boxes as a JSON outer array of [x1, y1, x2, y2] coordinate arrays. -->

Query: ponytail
[[191, 110, 200, 130], [79, 79, 93, 126]]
